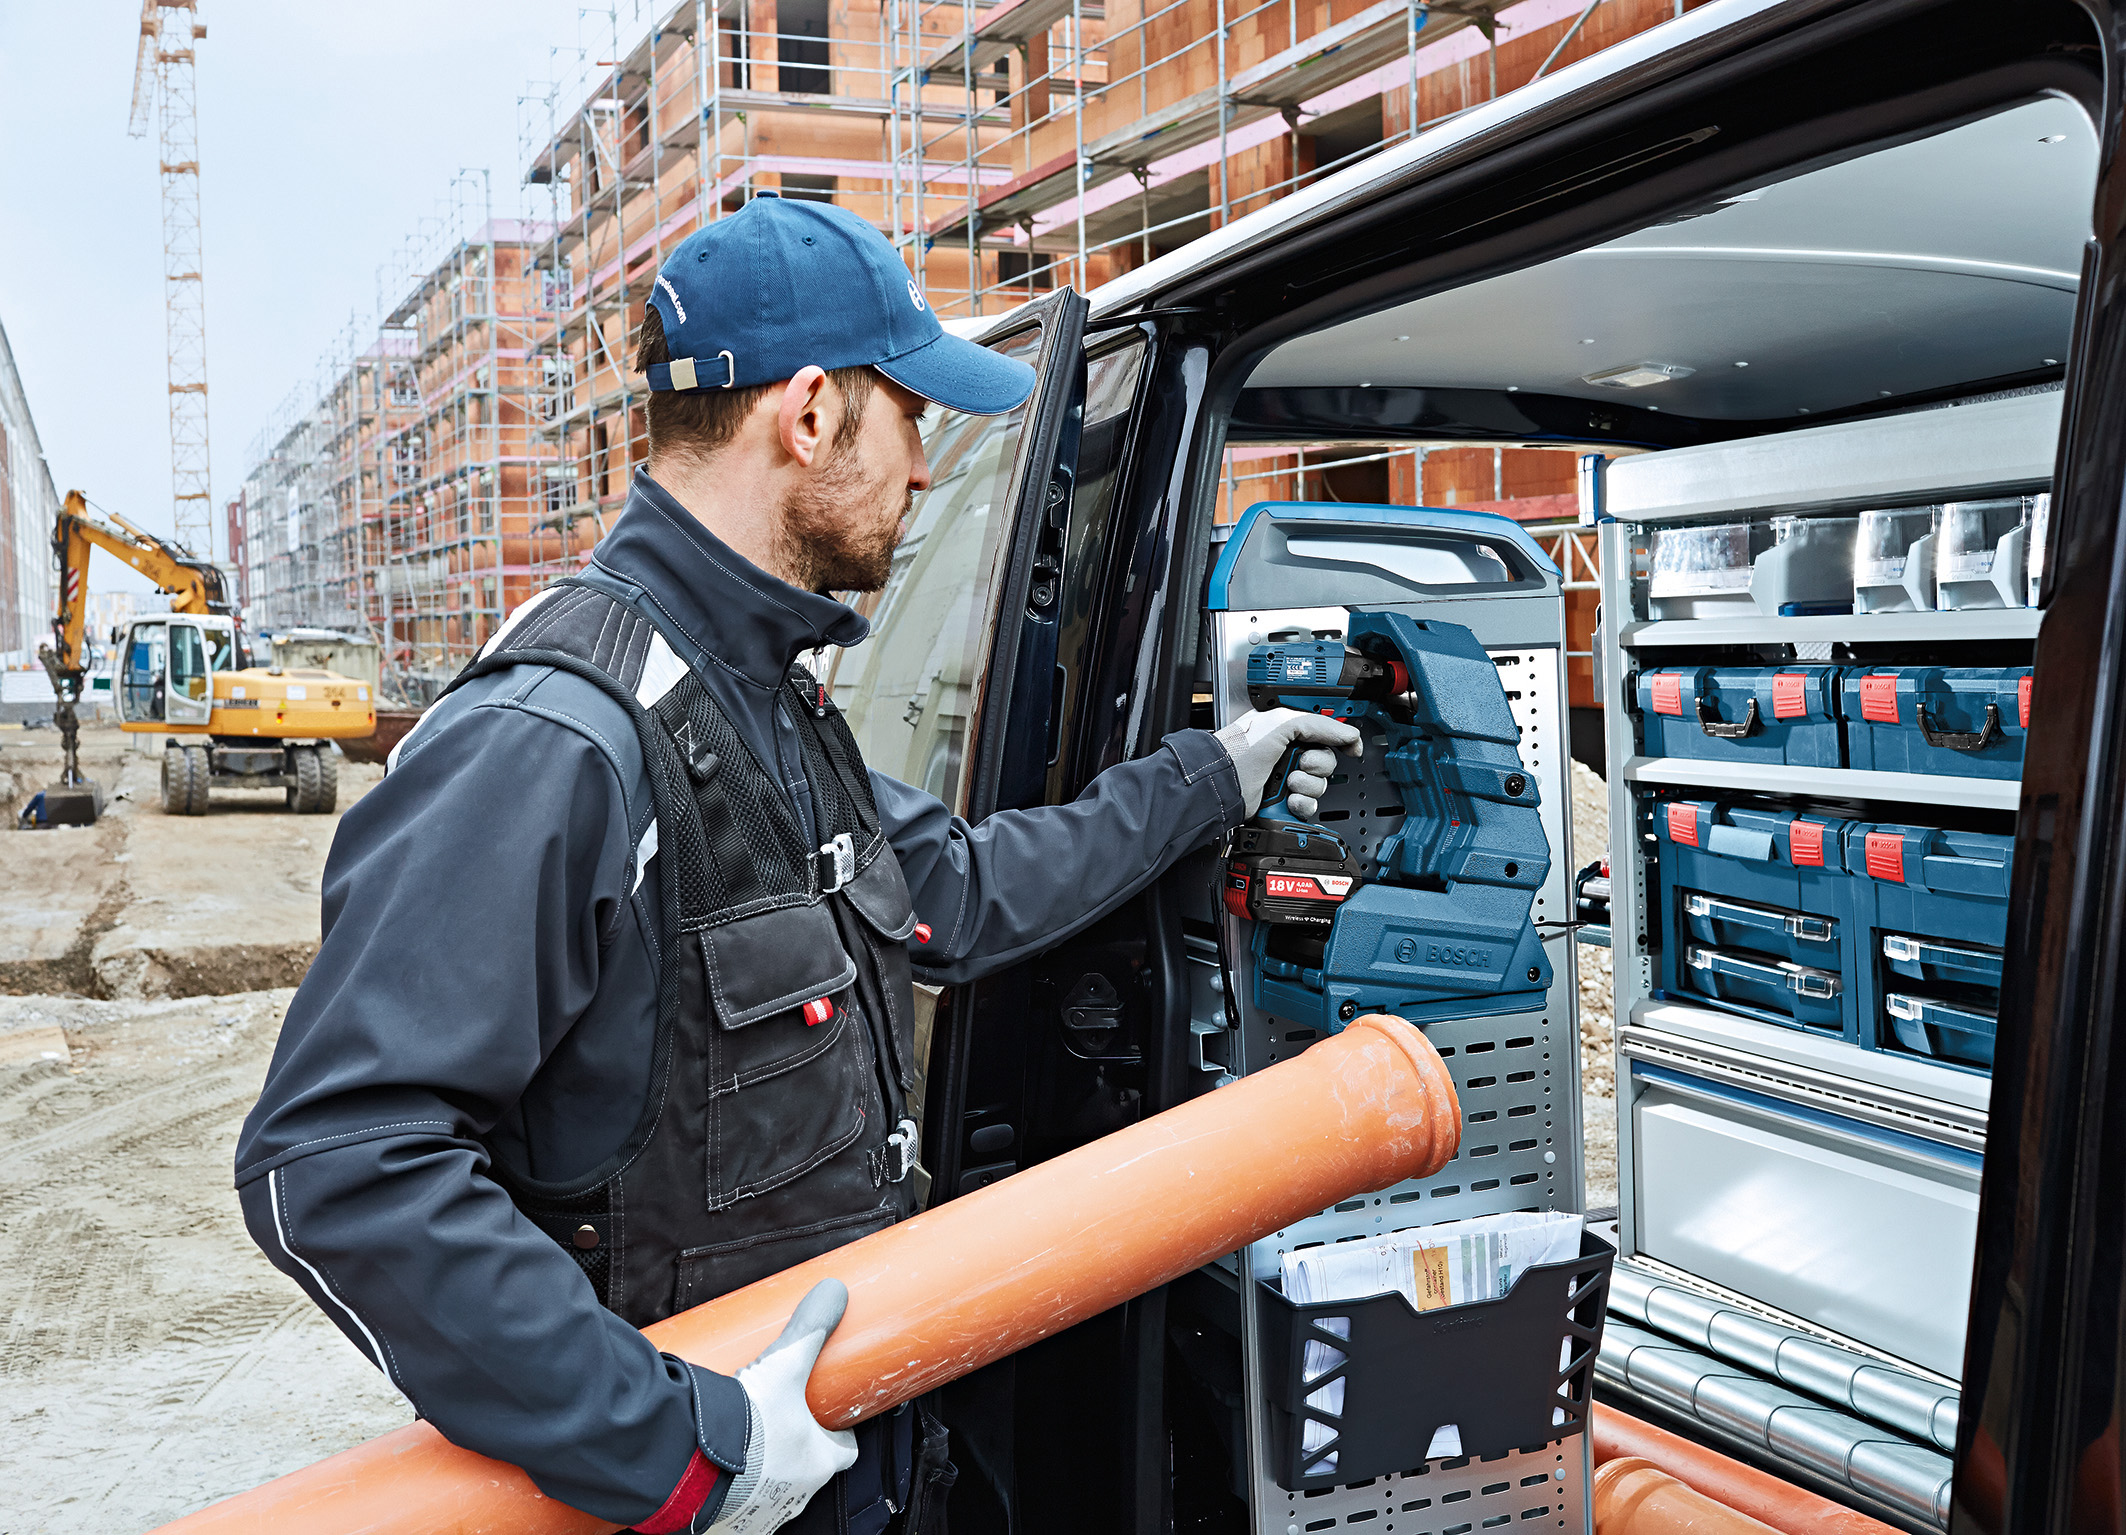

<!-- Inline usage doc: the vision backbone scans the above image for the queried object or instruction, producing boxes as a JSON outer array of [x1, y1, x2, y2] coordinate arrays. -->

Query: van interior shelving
[[1192, 89, 2096, 1535]]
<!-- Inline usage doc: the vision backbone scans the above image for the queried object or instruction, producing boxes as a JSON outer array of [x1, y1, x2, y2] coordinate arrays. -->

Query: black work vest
[[442, 580, 923, 1327]]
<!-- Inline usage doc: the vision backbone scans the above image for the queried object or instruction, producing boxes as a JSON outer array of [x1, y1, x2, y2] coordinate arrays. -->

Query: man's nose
[[908, 448, 933, 494]]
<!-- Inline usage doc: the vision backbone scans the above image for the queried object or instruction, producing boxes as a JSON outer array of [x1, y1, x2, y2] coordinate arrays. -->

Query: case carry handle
[[1917, 700, 2001, 752], [1697, 695, 1760, 739]]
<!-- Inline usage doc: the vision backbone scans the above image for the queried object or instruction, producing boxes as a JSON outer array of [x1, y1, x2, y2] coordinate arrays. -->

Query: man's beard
[[773, 445, 913, 594]]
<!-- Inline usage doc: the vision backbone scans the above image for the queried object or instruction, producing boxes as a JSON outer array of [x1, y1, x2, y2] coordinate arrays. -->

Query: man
[[235, 196, 1357, 1535]]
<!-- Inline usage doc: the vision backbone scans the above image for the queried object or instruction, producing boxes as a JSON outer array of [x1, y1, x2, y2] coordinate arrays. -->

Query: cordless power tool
[[1225, 610, 1553, 1032]]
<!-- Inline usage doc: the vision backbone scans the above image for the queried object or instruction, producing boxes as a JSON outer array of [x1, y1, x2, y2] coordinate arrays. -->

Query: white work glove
[[1214, 707, 1364, 820], [712, 1279, 859, 1534]]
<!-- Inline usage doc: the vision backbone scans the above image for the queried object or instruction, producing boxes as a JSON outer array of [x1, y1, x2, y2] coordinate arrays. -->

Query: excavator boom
[[47, 489, 226, 683]]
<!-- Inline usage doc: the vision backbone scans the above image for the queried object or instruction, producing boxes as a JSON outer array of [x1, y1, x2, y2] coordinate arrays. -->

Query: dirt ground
[[1570, 759, 1618, 1213], [1, 724, 410, 1532]]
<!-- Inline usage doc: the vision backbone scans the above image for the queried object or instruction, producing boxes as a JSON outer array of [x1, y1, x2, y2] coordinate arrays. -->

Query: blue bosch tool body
[[1227, 610, 1553, 1032]]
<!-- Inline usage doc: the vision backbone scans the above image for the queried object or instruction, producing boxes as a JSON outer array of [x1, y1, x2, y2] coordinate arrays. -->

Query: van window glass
[[170, 624, 210, 702], [1046, 334, 1148, 801], [829, 325, 1044, 810]]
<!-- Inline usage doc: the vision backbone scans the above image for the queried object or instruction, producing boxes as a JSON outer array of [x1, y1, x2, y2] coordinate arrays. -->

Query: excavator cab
[[116, 616, 220, 730]]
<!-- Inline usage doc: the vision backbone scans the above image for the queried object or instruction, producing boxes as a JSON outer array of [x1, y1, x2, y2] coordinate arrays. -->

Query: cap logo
[[907, 279, 926, 311], [657, 275, 688, 324]]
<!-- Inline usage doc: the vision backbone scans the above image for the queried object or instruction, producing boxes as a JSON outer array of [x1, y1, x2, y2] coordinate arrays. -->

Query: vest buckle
[[871, 1116, 920, 1187], [817, 831, 857, 893]]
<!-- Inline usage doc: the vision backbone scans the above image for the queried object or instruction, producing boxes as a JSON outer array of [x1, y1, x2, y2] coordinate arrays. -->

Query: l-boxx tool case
[[1651, 798, 2014, 1070], [1635, 666, 1844, 766], [1842, 667, 2032, 781], [1654, 802, 1860, 1036]]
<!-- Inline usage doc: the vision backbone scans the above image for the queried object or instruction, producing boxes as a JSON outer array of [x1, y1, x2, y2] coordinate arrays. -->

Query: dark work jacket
[[233, 472, 1247, 1528]]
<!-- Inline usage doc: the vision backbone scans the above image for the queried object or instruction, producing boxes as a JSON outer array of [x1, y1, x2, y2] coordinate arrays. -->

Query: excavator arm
[[46, 488, 227, 682]]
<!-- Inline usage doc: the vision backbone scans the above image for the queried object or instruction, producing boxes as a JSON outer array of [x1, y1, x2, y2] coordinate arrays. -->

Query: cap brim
[[876, 330, 1038, 416]]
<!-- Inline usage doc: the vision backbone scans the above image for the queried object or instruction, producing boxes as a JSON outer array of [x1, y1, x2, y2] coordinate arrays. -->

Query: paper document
[[1281, 1209, 1583, 1312]]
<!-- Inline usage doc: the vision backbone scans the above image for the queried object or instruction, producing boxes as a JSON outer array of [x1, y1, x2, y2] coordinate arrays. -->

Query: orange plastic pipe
[[1592, 1407, 1902, 1535], [1594, 1458, 1788, 1535], [153, 1013, 1458, 1535]]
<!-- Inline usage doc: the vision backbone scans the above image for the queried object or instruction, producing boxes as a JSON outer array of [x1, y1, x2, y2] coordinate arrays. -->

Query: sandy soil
[[2, 725, 409, 1532], [2, 724, 382, 1000], [1570, 759, 1618, 1213]]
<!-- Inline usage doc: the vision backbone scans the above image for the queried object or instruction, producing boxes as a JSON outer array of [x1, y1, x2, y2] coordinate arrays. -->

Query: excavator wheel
[[161, 746, 210, 817], [159, 750, 184, 815], [181, 746, 212, 815], [287, 746, 333, 814], [309, 749, 338, 814]]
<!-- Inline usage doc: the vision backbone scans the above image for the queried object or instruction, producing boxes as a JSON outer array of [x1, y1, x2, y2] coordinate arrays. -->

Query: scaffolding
[[238, 0, 1688, 676]]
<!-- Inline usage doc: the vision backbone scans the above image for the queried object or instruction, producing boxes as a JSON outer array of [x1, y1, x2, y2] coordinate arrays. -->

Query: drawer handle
[[1682, 893, 1835, 943], [1917, 700, 2001, 752], [1685, 945, 1841, 997], [1882, 933, 1998, 966], [1697, 694, 1761, 739]]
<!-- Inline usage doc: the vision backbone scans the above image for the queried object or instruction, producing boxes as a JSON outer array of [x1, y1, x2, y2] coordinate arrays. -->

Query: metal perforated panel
[[1206, 605, 1590, 1535]]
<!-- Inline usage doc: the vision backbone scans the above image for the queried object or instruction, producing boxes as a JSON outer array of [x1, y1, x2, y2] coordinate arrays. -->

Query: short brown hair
[[635, 303, 873, 464]]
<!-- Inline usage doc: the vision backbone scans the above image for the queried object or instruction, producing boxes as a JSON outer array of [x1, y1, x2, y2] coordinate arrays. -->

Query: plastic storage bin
[[1847, 822, 2015, 1071], [1853, 506, 1940, 614], [1752, 515, 1859, 616], [1636, 666, 1845, 767], [1647, 522, 1768, 620], [1257, 1230, 1615, 1489], [1842, 666, 2031, 781], [1936, 497, 2035, 610], [1655, 801, 1861, 1037]]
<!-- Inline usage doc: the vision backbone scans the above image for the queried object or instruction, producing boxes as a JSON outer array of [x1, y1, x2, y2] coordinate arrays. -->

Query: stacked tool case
[[1188, 505, 1601, 1535], [1587, 389, 2054, 1529]]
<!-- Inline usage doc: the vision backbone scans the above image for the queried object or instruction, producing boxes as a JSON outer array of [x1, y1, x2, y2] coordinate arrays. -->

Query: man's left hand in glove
[[1213, 708, 1364, 821]]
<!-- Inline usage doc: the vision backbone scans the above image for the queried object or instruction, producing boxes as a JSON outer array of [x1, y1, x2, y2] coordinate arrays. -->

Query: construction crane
[[128, 0, 214, 556], [28, 492, 375, 829]]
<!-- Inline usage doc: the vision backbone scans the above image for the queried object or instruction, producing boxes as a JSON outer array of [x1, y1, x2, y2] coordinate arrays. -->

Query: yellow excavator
[[31, 491, 375, 826]]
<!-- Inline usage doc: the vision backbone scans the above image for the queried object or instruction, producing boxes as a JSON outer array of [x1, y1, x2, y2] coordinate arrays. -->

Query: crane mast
[[128, 0, 213, 557]]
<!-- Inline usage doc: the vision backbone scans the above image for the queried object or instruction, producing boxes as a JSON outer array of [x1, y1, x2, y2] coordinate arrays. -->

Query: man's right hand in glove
[[635, 1279, 857, 1535], [716, 1280, 860, 1533]]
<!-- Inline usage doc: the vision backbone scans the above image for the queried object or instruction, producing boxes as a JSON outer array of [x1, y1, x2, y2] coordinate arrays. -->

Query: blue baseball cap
[[643, 195, 1036, 416]]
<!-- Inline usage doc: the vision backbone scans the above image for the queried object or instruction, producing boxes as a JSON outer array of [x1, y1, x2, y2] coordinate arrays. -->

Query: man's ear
[[777, 366, 833, 468]]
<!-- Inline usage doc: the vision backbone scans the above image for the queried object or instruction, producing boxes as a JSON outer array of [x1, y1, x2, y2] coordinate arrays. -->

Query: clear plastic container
[[2026, 492, 2051, 607], [1853, 506, 1939, 614], [1649, 522, 1757, 597], [1937, 497, 2033, 609], [1749, 515, 1857, 616]]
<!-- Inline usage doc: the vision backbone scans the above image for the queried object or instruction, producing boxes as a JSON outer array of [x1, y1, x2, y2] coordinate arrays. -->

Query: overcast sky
[[0, 0, 651, 592]]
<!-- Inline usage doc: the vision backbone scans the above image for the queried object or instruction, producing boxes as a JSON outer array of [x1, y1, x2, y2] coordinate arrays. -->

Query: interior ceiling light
[[1583, 360, 1695, 390]]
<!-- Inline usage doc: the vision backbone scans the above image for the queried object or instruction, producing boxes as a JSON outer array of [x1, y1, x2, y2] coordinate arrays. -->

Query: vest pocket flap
[[843, 845, 919, 942], [699, 903, 857, 1028]]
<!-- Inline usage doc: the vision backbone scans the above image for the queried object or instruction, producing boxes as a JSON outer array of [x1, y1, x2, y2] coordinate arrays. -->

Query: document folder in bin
[[1257, 1230, 1615, 1491]]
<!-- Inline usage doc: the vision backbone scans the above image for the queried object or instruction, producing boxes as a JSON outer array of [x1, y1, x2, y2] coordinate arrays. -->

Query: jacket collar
[[589, 470, 870, 690]]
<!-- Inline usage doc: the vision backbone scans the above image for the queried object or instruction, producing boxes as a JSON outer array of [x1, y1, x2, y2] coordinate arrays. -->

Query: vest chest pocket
[[693, 901, 874, 1209]]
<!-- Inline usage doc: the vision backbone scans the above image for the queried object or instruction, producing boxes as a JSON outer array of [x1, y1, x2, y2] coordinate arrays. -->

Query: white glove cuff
[[701, 1400, 761, 1533]]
